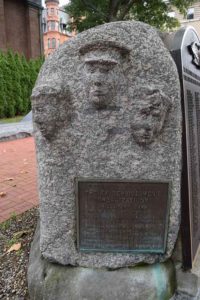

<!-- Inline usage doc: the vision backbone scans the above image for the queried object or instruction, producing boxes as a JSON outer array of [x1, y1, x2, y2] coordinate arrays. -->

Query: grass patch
[[0, 212, 17, 230], [0, 219, 11, 230], [6, 237, 19, 247], [0, 116, 24, 124]]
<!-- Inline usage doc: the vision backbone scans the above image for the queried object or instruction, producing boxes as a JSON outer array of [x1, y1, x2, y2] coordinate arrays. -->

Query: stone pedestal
[[28, 225, 176, 300]]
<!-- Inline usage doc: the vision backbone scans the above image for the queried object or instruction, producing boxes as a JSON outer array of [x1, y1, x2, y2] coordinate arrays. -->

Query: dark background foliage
[[0, 50, 44, 118], [65, 0, 195, 32]]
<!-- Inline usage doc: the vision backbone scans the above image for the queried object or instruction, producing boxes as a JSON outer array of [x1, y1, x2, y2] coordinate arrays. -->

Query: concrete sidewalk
[[0, 137, 38, 223], [0, 121, 33, 142]]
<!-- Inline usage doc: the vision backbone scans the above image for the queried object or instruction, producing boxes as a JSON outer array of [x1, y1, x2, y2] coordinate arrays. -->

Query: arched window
[[52, 38, 56, 49], [50, 21, 55, 30], [48, 38, 51, 49], [187, 7, 194, 20]]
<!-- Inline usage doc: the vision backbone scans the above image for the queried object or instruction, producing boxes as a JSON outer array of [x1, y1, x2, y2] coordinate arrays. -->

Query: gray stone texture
[[172, 262, 200, 299], [28, 224, 176, 300], [32, 21, 182, 267], [170, 292, 199, 300]]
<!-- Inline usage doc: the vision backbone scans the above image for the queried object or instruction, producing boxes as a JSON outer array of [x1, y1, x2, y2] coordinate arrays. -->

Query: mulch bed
[[0, 207, 198, 300], [0, 207, 39, 300]]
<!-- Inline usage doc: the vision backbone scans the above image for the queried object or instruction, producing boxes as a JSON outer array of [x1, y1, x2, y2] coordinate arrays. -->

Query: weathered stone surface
[[171, 236, 200, 300], [170, 292, 199, 300], [32, 21, 181, 267], [28, 225, 176, 300]]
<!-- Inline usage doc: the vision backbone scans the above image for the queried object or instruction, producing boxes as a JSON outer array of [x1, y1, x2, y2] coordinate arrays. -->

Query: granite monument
[[29, 20, 182, 299]]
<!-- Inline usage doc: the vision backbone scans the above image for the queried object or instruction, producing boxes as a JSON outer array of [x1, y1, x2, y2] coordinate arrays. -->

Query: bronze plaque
[[76, 179, 170, 253], [170, 27, 200, 268]]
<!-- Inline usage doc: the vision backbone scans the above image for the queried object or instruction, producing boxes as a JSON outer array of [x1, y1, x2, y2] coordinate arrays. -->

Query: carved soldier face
[[84, 60, 118, 109], [79, 41, 130, 110], [131, 89, 171, 146]]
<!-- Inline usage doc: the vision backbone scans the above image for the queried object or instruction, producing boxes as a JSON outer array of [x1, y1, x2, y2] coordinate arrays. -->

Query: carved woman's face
[[132, 123, 155, 145], [131, 90, 171, 146]]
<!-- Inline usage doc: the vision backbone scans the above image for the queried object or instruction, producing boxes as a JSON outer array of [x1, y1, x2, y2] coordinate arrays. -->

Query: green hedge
[[0, 50, 44, 118]]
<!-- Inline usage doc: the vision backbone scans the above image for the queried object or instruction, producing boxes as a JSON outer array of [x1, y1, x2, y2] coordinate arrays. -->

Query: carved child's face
[[32, 87, 67, 140], [131, 90, 171, 145], [32, 97, 58, 139], [84, 60, 117, 109]]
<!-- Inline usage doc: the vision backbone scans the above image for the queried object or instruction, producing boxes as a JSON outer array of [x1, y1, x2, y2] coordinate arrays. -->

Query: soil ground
[[0, 207, 38, 300]]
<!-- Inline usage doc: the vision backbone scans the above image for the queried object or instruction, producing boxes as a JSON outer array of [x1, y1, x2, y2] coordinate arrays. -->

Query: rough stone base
[[170, 264, 200, 300], [171, 233, 200, 299], [28, 226, 176, 300]]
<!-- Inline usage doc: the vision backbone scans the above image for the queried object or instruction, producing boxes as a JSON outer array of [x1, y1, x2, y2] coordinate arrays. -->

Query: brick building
[[169, 2, 200, 36], [42, 0, 74, 57], [0, 0, 43, 59]]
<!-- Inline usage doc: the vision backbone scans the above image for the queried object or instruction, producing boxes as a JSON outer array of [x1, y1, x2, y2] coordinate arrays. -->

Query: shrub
[[0, 50, 44, 118]]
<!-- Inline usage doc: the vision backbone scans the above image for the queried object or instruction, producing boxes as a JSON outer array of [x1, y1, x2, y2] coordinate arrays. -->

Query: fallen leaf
[[13, 230, 31, 239], [20, 170, 28, 174], [0, 192, 6, 197], [4, 178, 14, 181], [7, 242, 21, 253]]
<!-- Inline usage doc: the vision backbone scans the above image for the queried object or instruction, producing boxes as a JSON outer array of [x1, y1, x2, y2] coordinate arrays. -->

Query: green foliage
[[6, 237, 19, 247], [0, 219, 11, 230], [65, 0, 196, 32], [0, 213, 15, 230], [0, 55, 7, 118], [0, 116, 24, 123], [0, 50, 44, 119]]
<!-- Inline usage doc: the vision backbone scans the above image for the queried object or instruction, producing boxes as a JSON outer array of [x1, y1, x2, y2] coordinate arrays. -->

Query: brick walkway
[[0, 137, 38, 223]]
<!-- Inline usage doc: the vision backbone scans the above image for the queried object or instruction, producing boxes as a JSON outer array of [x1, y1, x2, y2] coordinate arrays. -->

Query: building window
[[50, 21, 55, 30], [43, 23, 47, 33], [60, 19, 67, 33], [52, 38, 56, 49], [168, 12, 175, 18], [42, 17, 47, 33], [51, 8, 54, 15], [187, 8, 194, 20], [48, 39, 51, 49]]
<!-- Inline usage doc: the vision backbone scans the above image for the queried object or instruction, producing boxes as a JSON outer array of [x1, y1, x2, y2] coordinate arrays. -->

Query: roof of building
[[60, 5, 66, 12], [45, 0, 59, 3], [42, 7, 70, 23], [27, 0, 42, 6]]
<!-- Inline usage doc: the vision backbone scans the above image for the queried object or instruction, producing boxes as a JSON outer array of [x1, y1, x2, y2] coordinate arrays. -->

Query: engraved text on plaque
[[77, 179, 170, 253]]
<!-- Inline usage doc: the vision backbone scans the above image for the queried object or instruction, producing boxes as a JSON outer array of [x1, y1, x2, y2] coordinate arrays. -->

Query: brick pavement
[[0, 137, 39, 223]]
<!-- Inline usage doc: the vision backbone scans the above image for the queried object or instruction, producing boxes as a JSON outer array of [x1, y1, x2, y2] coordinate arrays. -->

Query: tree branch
[[107, 0, 121, 21], [81, 0, 107, 19], [117, 0, 136, 20]]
